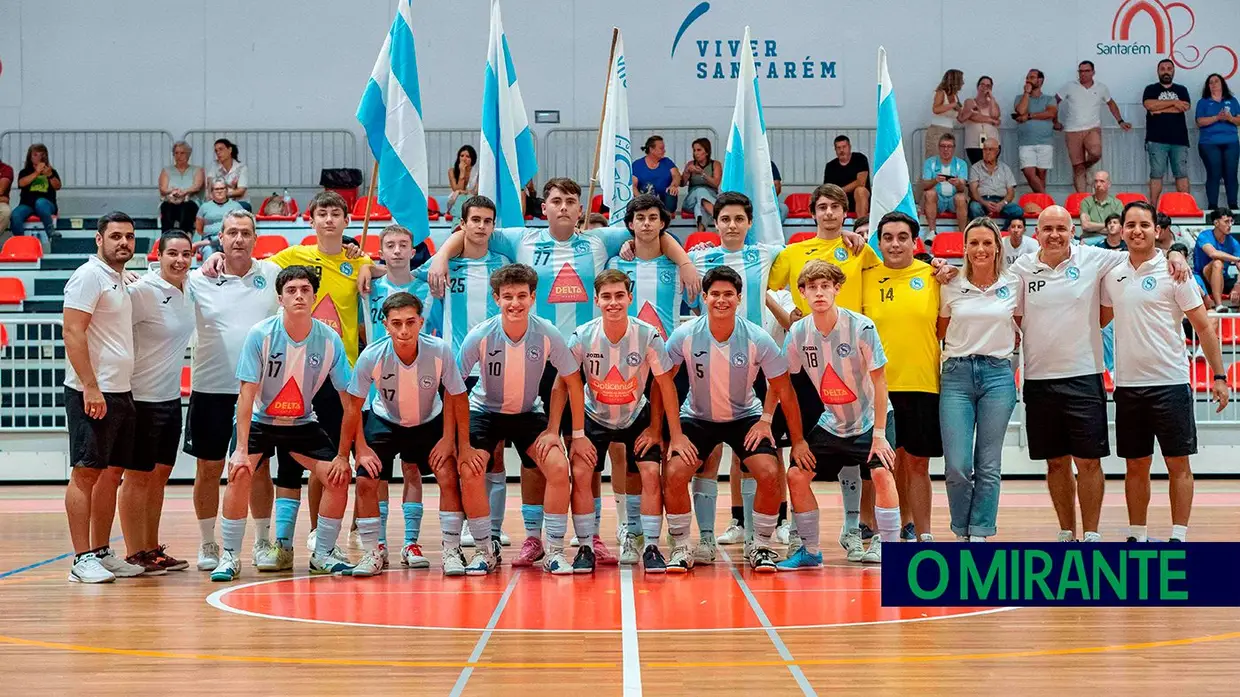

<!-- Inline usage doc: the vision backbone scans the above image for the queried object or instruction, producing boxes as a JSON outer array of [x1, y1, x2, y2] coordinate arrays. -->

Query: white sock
[[1170, 524, 1188, 541], [253, 517, 271, 544], [315, 517, 343, 557], [1129, 524, 1148, 542], [357, 517, 381, 551], [752, 512, 778, 549], [667, 512, 692, 546], [198, 517, 216, 545], [969, 535, 987, 542], [220, 517, 246, 553], [875, 506, 901, 543]]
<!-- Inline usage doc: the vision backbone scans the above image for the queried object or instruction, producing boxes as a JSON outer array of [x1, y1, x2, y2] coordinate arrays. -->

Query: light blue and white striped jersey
[[568, 317, 674, 430], [665, 315, 788, 422], [419, 251, 511, 367], [489, 227, 630, 339], [348, 335, 467, 428], [605, 254, 688, 340], [236, 316, 351, 427], [459, 314, 579, 414], [784, 309, 887, 437], [688, 243, 781, 326], [364, 274, 432, 343]]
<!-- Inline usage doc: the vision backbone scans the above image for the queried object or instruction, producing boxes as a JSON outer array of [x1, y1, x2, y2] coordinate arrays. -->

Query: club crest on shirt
[[527, 346, 542, 362], [659, 269, 675, 285], [997, 286, 1012, 299], [572, 240, 591, 254], [340, 262, 354, 276], [420, 375, 435, 389], [909, 277, 925, 291], [307, 353, 322, 368], [836, 343, 852, 357], [833, 247, 848, 262], [626, 352, 642, 367], [731, 352, 748, 367], [1142, 277, 1157, 291], [744, 248, 759, 264], [253, 275, 267, 289], [1065, 267, 1080, 281]]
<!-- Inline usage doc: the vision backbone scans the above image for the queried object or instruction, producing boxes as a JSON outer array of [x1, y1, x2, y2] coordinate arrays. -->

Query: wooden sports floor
[[2, 481, 1238, 696]]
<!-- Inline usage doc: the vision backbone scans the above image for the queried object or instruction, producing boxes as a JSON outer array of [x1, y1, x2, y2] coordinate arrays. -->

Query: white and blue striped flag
[[479, 0, 538, 228], [869, 46, 918, 245], [595, 29, 632, 226], [356, 0, 430, 244], [719, 26, 783, 247]]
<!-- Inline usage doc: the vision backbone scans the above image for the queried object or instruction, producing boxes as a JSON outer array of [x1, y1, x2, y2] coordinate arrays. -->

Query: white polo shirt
[[1102, 252, 1203, 387], [187, 259, 280, 394], [1011, 244, 1127, 380], [1056, 80, 1112, 132], [1002, 235, 1040, 269], [129, 273, 196, 402], [939, 273, 1022, 359], [63, 255, 134, 393]]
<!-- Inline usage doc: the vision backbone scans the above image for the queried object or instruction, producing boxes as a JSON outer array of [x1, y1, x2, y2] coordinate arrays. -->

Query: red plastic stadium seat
[[0, 323, 8, 348], [912, 238, 927, 255], [427, 197, 441, 221], [255, 197, 300, 221], [351, 196, 393, 222], [937, 209, 958, 220], [788, 231, 816, 245], [362, 234, 382, 261], [1190, 357, 1213, 392], [1014, 367, 1021, 389], [1103, 370, 1115, 393], [181, 366, 192, 398], [1157, 192, 1204, 218], [0, 277, 27, 304], [684, 232, 721, 251], [1116, 192, 1148, 206], [301, 235, 317, 246], [1228, 363, 1240, 391], [1019, 193, 1055, 215], [25, 214, 58, 226], [784, 193, 812, 219], [931, 231, 964, 258], [590, 194, 604, 214], [252, 235, 290, 260], [1217, 316, 1239, 345], [0, 236, 44, 262], [147, 240, 160, 262], [1065, 193, 1088, 218]]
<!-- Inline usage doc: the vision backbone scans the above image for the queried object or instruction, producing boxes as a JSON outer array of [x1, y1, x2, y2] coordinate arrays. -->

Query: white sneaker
[[68, 552, 115, 584], [861, 537, 882, 564], [542, 548, 573, 575], [619, 532, 641, 565], [786, 530, 804, 554], [499, 530, 511, 546], [211, 550, 241, 582], [310, 547, 354, 575], [616, 526, 626, 546], [401, 543, 430, 569], [570, 536, 581, 547], [305, 528, 318, 553], [1082, 532, 1102, 543], [349, 550, 384, 577], [693, 533, 717, 563], [98, 549, 145, 578], [254, 541, 293, 572], [460, 527, 476, 547], [465, 544, 498, 576], [442, 547, 467, 577], [775, 520, 791, 546], [378, 543, 390, 568], [839, 529, 865, 562], [1056, 530, 1075, 542], [919, 533, 936, 542], [197, 541, 221, 571], [348, 529, 363, 550], [717, 520, 744, 545]]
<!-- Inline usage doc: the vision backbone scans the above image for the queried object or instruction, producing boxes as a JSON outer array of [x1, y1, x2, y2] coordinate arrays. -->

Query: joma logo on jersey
[[586, 352, 605, 359]]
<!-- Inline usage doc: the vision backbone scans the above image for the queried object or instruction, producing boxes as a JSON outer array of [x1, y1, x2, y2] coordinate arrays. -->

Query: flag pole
[[584, 27, 620, 226], [359, 160, 380, 250]]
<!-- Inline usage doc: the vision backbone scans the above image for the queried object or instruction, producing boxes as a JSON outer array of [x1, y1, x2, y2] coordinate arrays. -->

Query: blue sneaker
[[775, 546, 823, 572]]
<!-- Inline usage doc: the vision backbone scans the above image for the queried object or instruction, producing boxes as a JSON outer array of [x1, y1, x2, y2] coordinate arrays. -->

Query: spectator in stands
[[1078, 170, 1123, 236], [967, 140, 1022, 229], [926, 69, 964, 160], [159, 140, 204, 233], [771, 161, 786, 219], [1000, 217, 1039, 268], [210, 138, 250, 211], [631, 136, 680, 213], [1143, 59, 1192, 205], [1095, 214, 1127, 251], [1195, 73, 1240, 210], [959, 76, 1001, 165], [681, 137, 720, 231], [1194, 208, 1240, 311], [1014, 69, 1057, 193], [196, 180, 244, 258], [11, 143, 61, 250], [446, 145, 478, 219], [920, 133, 969, 240], [1055, 61, 1131, 192], [1155, 212, 1193, 254], [586, 212, 608, 229], [523, 179, 543, 219], [0, 156, 12, 236], [821, 135, 871, 218]]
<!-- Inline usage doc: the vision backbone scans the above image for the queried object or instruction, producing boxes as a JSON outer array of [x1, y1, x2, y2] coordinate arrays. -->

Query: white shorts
[[1019, 144, 1054, 170]]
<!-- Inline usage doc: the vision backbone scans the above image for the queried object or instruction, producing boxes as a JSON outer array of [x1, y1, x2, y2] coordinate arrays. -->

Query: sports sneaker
[[512, 536, 545, 567], [900, 523, 916, 541], [840, 529, 865, 562], [152, 545, 189, 571], [305, 528, 318, 553], [787, 530, 804, 554], [666, 545, 693, 574], [1056, 530, 1076, 542], [310, 547, 354, 575], [349, 550, 384, 577], [642, 545, 667, 574], [749, 546, 779, 573], [570, 535, 581, 547], [460, 526, 476, 547], [775, 520, 792, 546], [776, 546, 823, 571], [499, 530, 511, 546], [919, 533, 935, 542], [572, 545, 596, 574], [443, 547, 467, 577], [348, 529, 363, 550], [402, 543, 430, 569], [211, 550, 241, 582], [619, 532, 641, 565], [543, 548, 573, 575], [1082, 532, 1102, 542], [592, 535, 618, 565], [125, 550, 168, 576], [68, 552, 115, 584], [693, 533, 718, 563], [717, 520, 745, 545], [378, 543, 390, 568], [859, 523, 875, 541], [464, 541, 498, 576], [197, 541, 221, 571], [99, 549, 146, 578], [861, 537, 882, 564], [254, 540, 293, 572]]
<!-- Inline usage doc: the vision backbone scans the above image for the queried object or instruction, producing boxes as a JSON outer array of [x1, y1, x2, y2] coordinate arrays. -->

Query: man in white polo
[[1102, 200, 1229, 543]]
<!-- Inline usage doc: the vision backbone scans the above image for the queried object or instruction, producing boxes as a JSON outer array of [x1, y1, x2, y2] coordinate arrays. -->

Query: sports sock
[[625, 494, 642, 535], [274, 497, 300, 551], [253, 517, 271, 544], [220, 517, 246, 554], [741, 477, 757, 543], [691, 477, 718, 535], [357, 517, 381, 552], [1129, 524, 1148, 542], [641, 514, 663, 543], [486, 472, 507, 535], [667, 512, 692, 547], [440, 511, 464, 549], [614, 491, 626, 530], [875, 506, 901, 543], [315, 517, 343, 557], [401, 502, 423, 545], [730, 505, 744, 525], [544, 513, 568, 550], [752, 511, 778, 549], [572, 513, 596, 543], [1170, 524, 1188, 541], [377, 501, 389, 546], [465, 516, 489, 550], [838, 466, 862, 532], [593, 497, 602, 535], [793, 510, 821, 554], [521, 504, 544, 538], [199, 517, 216, 545]]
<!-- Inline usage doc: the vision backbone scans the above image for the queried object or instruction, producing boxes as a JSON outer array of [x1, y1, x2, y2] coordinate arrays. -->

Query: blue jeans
[[968, 197, 1024, 229], [11, 198, 57, 248], [1198, 140, 1239, 209], [939, 355, 1017, 538]]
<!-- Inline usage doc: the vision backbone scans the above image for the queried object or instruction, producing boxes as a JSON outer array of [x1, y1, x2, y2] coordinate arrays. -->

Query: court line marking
[[448, 569, 522, 697], [0, 535, 123, 580], [719, 549, 817, 696], [619, 566, 643, 696]]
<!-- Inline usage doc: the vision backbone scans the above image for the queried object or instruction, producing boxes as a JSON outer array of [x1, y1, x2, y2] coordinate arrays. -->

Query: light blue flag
[[869, 46, 919, 249], [356, 0, 431, 244], [719, 26, 783, 247], [479, 0, 539, 228]]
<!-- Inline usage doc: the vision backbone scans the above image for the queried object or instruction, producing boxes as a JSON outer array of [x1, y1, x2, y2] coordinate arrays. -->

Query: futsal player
[[211, 266, 354, 581]]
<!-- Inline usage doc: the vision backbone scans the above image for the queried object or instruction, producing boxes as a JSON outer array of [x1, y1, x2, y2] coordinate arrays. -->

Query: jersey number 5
[[694, 363, 705, 379]]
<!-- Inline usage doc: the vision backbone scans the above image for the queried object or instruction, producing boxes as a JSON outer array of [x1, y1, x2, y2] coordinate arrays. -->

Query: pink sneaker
[[592, 534, 619, 565], [512, 536, 545, 567]]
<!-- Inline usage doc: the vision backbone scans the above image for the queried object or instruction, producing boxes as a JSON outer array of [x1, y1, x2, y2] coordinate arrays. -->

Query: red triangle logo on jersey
[[637, 301, 667, 339], [268, 378, 306, 417], [548, 263, 588, 304], [819, 364, 858, 405], [589, 365, 638, 405], [311, 294, 343, 335]]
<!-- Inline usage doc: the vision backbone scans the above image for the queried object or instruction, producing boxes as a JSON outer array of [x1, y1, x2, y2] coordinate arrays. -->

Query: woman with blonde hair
[[936, 217, 1021, 542], [926, 69, 964, 160]]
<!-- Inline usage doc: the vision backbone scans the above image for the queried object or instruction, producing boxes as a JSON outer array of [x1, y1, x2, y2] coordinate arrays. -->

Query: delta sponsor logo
[[670, 2, 838, 82], [1099, 0, 1238, 77]]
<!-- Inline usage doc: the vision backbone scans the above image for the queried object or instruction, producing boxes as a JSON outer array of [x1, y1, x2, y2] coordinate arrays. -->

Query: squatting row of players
[[60, 180, 1230, 583]]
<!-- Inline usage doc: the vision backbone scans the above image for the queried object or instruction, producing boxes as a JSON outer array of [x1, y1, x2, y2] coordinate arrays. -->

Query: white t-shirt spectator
[[186, 259, 280, 394], [210, 161, 249, 195], [969, 160, 1017, 198], [63, 255, 134, 393], [1002, 235, 1040, 268], [939, 273, 1022, 359], [1056, 81, 1112, 132], [129, 273, 196, 402], [1101, 251, 1203, 387]]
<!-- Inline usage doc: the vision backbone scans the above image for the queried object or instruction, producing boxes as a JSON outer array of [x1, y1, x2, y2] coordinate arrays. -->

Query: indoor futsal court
[[2, 481, 1238, 695]]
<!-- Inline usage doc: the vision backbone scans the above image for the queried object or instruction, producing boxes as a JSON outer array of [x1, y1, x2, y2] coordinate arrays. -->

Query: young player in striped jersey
[[459, 264, 588, 575], [664, 266, 809, 573], [212, 267, 354, 582], [339, 292, 489, 576], [777, 260, 897, 569]]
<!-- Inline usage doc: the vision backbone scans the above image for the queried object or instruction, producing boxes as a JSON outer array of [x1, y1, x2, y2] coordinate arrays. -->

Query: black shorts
[[1024, 374, 1110, 461], [277, 382, 344, 481], [585, 407, 662, 474], [361, 412, 443, 479], [65, 387, 137, 470], [681, 415, 779, 472], [465, 374, 480, 394], [538, 366, 573, 437], [183, 391, 238, 461], [469, 410, 548, 469], [247, 421, 337, 489], [889, 391, 943, 458], [1114, 384, 1197, 459], [132, 399, 183, 472], [803, 410, 897, 482]]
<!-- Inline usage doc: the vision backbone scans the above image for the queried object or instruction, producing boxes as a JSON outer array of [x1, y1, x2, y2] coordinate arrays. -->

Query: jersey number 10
[[487, 361, 502, 377]]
